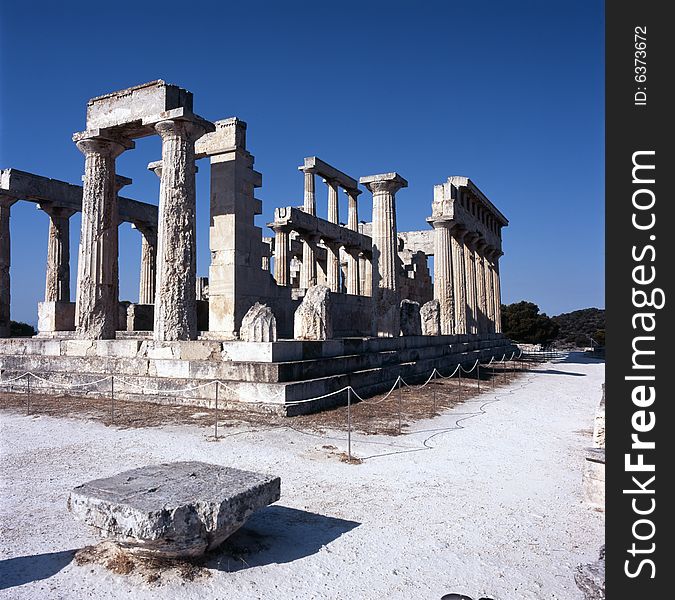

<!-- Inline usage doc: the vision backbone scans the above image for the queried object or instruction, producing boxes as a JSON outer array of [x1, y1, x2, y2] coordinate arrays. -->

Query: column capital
[[359, 172, 408, 195], [154, 117, 213, 143], [73, 132, 134, 158], [344, 187, 363, 199], [38, 203, 77, 220]]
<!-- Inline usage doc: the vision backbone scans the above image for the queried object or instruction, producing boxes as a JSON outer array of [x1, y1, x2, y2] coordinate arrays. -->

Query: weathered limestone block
[[593, 384, 605, 449], [583, 448, 605, 511], [240, 303, 277, 342], [294, 285, 332, 340], [68, 461, 281, 558], [400, 299, 422, 336], [575, 545, 605, 600], [37, 301, 76, 332], [420, 300, 441, 336]]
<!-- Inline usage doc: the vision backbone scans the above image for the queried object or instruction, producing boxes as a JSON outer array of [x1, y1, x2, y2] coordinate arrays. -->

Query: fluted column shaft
[[345, 190, 360, 296], [464, 237, 478, 334], [433, 222, 454, 334], [153, 120, 206, 341], [360, 254, 373, 297], [300, 170, 317, 289], [475, 244, 488, 334], [484, 251, 496, 333], [493, 256, 503, 333], [273, 226, 290, 286], [0, 196, 17, 337], [451, 230, 467, 334], [137, 226, 157, 304], [75, 136, 129, 339], [44, 207, 75, 302], [325, 179, 340, 292]]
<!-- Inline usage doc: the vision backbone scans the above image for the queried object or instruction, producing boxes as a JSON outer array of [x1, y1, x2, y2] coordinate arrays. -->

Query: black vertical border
[[606, 0, 673, 594]]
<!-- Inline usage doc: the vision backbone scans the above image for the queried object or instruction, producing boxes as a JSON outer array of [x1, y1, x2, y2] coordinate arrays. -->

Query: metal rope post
[[458, 364, 462, 401], [110, 377, 115, 423], [432, 370, 437, 413], [347, 387, 352, 461], [397, 377, 402, 434], [214, 380, 219, 440], [477, 363, 481, 392], [26, 373, 30, 415]]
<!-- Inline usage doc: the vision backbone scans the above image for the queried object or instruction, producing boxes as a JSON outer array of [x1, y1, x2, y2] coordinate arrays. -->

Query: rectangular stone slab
[[68, 461, 281, 558]]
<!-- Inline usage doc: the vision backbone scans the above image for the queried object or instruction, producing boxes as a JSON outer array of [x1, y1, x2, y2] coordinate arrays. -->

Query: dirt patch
[[0, 365, 526, 437]]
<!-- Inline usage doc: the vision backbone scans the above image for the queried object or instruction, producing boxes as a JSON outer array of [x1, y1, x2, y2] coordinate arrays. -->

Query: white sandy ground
[[0, 353, 604, 600]]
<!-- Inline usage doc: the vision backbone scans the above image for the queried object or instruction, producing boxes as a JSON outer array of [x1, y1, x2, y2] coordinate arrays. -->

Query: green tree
[[10, 321, 36, 337], [501, 301, 559, 344]]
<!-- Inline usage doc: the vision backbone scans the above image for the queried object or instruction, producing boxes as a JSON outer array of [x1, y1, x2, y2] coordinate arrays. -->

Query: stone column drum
[[0, 195, 17, 337], [493, 254, 503, 333], [451, 229, 468, 335], [153, 119, 210, 341], [432, 221, 454, 335], [44, 206, 75, 303], [74, 135, 132, 339], [360, 173, 408, 337], [484, 249, 496, 333]]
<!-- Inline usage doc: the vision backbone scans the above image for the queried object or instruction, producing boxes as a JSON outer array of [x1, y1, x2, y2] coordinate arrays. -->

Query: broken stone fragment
[[68, 461, 281, 559], [420, 299, 441, 336], [240, 302, 277, 342], [400, 299, 422, 336], [293, 285, 332, 340]]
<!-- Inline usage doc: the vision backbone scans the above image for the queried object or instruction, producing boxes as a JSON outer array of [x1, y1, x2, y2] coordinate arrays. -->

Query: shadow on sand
[[555, 351, 605, 365], [0, 549, 76, 590], [206, 505, 360, 572]]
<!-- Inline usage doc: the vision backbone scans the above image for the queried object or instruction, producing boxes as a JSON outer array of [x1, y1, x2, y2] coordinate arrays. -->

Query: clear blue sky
[[0, 0, 604, 326]]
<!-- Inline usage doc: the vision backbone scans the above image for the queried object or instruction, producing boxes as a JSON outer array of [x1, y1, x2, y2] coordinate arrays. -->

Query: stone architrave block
[[420, 300, 441, 336], [294, 285, 332, 341], [68, 461, 281, 558], [400, 299, 422, 336], [240, 302, 277, 342]]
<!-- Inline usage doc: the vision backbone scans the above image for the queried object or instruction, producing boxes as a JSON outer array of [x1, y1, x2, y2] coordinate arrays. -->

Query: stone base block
[[37, 301, 75, 333], [68, 461, 281, 558], [575, 545, 605, 599]]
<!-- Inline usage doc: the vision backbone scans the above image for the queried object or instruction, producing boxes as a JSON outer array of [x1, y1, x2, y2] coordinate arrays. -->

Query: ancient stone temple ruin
[[0, 80, 516, 414]]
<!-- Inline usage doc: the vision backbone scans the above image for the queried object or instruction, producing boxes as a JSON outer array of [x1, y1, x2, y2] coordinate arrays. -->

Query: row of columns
[[431, 220, 502, 335], [273, 169, 367, 297]]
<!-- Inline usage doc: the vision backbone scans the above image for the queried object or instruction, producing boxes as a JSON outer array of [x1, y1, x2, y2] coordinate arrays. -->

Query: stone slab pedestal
[[68, 461, 281, 558], [126, 304, 154, 331], [37, 301, 75, 333]]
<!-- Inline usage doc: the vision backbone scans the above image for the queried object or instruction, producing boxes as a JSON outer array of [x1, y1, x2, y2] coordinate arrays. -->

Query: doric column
[[345, 189, 361, 296], [484, 249, 496, 333], [43, 206, 76, 303], [493, 253, 503, 333], [325, 241, 341, 293], [153, 119, 210, 341], [273, 225, 291, 286], [299, 233, 319, 289], [463, 234, 478, 334], [135, 224, 157, 304], [300, 169, 318, 290], [303, 169, 316, 215], [0, 195, 17, 337], [345, 248, 360, 295], [451, 228, 468, 334], [360, 253, 372, 297], [74, 134, 132, 339], [474, 241, 488, 334], [325, 178, 340, 293], [431, 221, 454, 334], [360, 173, 408, 337]]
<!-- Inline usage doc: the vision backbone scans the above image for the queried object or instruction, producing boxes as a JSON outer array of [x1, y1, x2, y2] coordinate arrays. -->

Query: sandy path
[[0, 353, 604, 599]]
